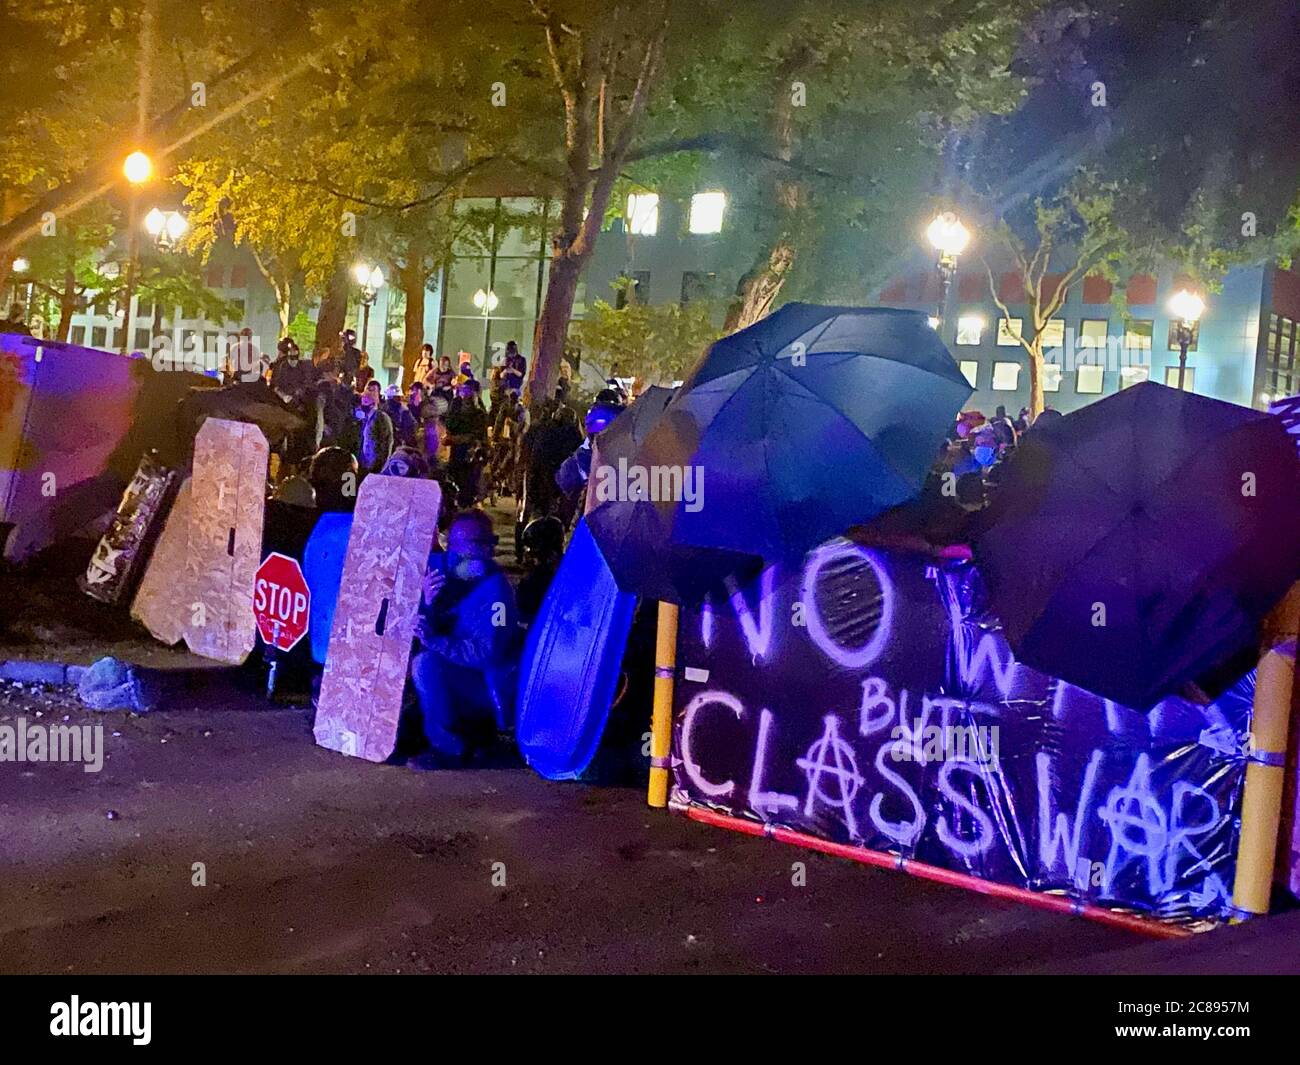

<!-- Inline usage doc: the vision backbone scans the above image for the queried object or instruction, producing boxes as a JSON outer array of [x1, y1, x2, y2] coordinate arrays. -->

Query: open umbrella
[[648, 303, 972, 562], [586, 385, 761, 603], [972, 381, 1300, 709]]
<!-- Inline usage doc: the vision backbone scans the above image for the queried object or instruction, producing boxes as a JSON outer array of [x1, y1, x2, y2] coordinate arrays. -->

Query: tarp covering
[[670, 540, 1254, 925]]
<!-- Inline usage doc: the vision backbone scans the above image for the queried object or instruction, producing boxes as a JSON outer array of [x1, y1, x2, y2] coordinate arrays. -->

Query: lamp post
[[473, 288, 498, 359], [1168, 288, 1205, 393], [352, 262, 385, 354], [926, 211, 971, 338], [119, 151, 153, 354], [144, 208, 188, 251]]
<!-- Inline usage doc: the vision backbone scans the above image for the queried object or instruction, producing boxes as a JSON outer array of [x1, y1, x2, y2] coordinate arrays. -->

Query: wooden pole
[[1230, 581, 1300, 920], [647, 600, 679, 808]]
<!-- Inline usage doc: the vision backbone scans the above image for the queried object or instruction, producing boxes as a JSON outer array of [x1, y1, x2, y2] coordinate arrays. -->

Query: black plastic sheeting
[[670, 540, 1254, 925]]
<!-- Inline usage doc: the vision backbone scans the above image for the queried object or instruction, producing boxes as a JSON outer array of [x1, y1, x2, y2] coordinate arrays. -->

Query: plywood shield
[[314, 476, 442, 762]]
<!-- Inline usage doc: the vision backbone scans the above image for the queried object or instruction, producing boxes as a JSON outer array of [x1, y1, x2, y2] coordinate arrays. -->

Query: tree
[[980, 183, 1126, 417], [572, 278, 722, 390]]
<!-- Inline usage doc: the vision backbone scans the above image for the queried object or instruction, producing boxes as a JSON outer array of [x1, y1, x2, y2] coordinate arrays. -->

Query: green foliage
[[572, 279, 722, 385]]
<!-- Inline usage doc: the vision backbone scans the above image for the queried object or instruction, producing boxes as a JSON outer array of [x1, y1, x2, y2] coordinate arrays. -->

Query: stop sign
[[253, 552, 311, 652]]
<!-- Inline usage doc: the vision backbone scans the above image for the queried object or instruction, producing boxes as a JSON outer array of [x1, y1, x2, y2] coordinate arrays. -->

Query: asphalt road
[[0, 673, 1156, 975]]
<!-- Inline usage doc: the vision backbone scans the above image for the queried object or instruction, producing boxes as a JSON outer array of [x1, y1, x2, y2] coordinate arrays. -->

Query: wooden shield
[[130, 477, 193, 646], [183, 419, 268, 664], [314, 476, 442, 762]]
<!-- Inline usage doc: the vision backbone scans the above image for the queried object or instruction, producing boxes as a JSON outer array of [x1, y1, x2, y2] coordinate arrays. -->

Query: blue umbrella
[[586, 386, 761, 603], [972, 382, 1300, 709], [647, 304, 972, 562]]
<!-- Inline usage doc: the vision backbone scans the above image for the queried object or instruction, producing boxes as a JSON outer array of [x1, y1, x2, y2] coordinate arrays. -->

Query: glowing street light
[[926, 211, 971, 335], [144, 208, 188, 248], [1168, 288, 1205, 392], [472, 288, 498, 315], [123, 151, 153, 185]]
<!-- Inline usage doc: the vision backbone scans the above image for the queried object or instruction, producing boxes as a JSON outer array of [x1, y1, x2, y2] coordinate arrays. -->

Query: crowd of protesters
[[245, 327, 623, 771]]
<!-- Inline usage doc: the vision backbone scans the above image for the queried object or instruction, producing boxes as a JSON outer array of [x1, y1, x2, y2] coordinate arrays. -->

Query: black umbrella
[[651, 303, 972, 563], [586, 386, 761, 603], [972, 382, 1300, 709]]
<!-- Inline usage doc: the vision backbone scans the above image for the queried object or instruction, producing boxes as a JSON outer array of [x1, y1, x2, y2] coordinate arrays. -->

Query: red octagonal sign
[[253, 552, 311, 652]]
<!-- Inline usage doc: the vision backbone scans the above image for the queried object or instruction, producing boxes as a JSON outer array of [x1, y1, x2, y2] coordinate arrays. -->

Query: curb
[[0, 661, 86, 686]]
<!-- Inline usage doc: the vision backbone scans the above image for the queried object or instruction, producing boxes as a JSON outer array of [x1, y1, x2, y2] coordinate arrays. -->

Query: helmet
[[594, 387, 625, 408], [380, 446, 430, 479], [276, 337, 299, 357], [340, 328, 357, 343], [584, 402, 619, 436], [271, 474, 316, 508], [522, 516, 565, 559], [308, 446, 358, 509]]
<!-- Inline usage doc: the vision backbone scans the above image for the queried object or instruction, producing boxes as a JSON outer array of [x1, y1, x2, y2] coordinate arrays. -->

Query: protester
[[379, 444, 431, 479], [308, 446, 358, 511], [3, 303, 31, 336], [269, 337, 317, 402], [412, 343, 437, 389], [337, 328, 363, 388], [518, 401, 583, 543], [355, 350, 375, 392], [444, 379, 490, 506], [355, 379, 394, 476], [432, 354, 455, 401], [384, 383, 417, 447], [454, 352, 476, 387], [502, 339, 526, 395], [316, 364, 359, 454], [556, 401, 619, 519], [408, 509, 519, 768], [516, 515, 565, 625]]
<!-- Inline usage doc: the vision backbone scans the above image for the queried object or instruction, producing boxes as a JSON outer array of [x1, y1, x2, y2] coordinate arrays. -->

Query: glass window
[[1042, 363, 1062, 392], [1076, 365, 1104, 394], [681, 271, 717, 303], [1079, 319, 1108, 348], [1038, 319, 1065, 350], [959, 360, 979, 387], [1120, 365, 1150, 389], [996, 318, 1023, 347], [133, 327, 152, 351], [627, 192, 659, 236], [955, 315, 984, 346], [1124, 319, 1153, 351], [1164, 366, 1195, 392], [69, 325, 85, 345], [495, 197, 547, 257], [992, 362, 1020, 390], [689, 191, 726, 234], [90, 325, 107, 348], [439, 317, 490, 370]]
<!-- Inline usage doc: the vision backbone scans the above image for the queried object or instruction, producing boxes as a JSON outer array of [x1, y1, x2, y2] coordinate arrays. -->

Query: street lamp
[[1168, 288, 1204, 392], [352, 262, 384, 352], [119, 151, 154, 354], [144, 208, 188, 250], [472, 288, 498, 316], [926, 211, 971, 336]]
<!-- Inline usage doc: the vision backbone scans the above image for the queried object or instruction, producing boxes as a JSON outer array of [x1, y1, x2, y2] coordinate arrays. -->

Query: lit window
[[955, 315, 984, 346], [1079, 319, 1108, 348], [1076, 365, 1104, 394], [689, 191, 726, 234], [1120, 366, 1149, 389], [959, 360, 979, 387], [1124, 319, 1153, 351], [992, 362, 1020, 390], [627, 192, 659, 236], [1043, 363, 1062, 392], [997, 318, 1024, 346], [1038, 319, 1065, 351], [1164, 366, 1195, 392]]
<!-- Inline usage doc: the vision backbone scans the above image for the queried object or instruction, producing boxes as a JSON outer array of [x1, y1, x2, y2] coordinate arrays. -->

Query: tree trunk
[[530, 253, 583, 405], [723, 239, 796, 333], [400, 257, 428, 388], [1028, 342, 1045, 419], [313, 260, 350, 358], [56, 267, 78, 341]]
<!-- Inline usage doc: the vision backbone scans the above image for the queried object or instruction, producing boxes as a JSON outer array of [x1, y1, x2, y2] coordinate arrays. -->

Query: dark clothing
[[445, 398, 490, 505], [385, 398, 417, 447], [355, 405, 394, 475], [318, 382, 359, 454], [3, 317, 31, 336], [522, 418, 583, 522], [269, 356, 319, 402], [338, 344, 362, 387], [502, 352, 526, 394]]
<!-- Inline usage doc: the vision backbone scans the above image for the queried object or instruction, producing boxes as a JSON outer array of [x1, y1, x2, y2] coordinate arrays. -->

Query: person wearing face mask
[[355, 379, 394, 476], [408, 510, 519, 768]]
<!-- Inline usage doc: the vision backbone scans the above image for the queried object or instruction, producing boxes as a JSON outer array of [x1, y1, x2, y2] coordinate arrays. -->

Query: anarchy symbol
[[796, 715, 864, 837]]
